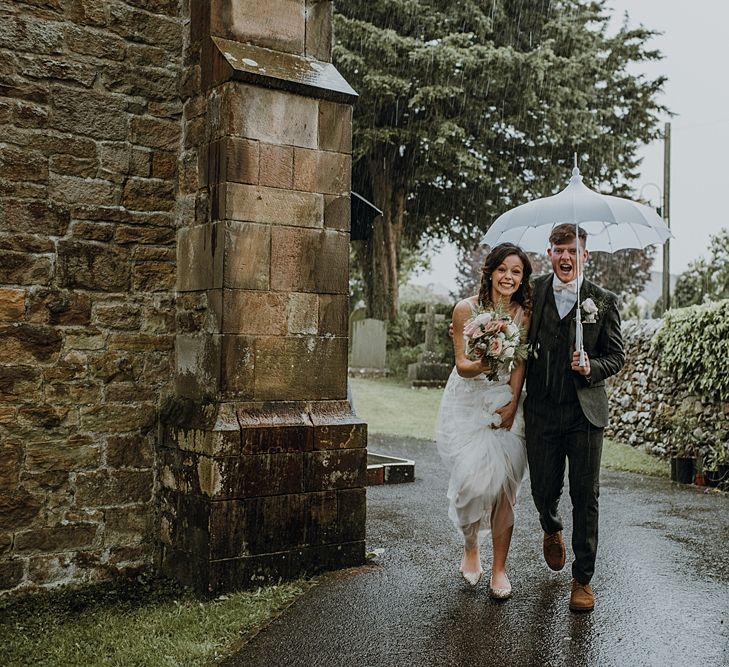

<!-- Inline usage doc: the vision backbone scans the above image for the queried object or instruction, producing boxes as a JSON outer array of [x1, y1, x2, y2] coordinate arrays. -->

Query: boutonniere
[[581, 297, 598, 323]]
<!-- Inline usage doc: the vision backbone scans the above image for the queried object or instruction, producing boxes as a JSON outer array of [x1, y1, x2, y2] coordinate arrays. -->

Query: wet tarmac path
[[223, 435, 729, 667]]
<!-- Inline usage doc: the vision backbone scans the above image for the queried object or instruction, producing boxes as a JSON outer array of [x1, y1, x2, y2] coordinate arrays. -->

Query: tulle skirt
[[435, 367, 527, 541]]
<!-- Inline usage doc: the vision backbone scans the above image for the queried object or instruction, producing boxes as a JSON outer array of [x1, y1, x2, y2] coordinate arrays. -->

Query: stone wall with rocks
[[0, 0, 186, 594], [606, 319, 728, 457]]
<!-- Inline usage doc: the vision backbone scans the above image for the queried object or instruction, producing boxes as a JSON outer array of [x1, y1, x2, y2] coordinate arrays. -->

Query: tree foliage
[[334, 0, 667, 319], [673, 229, 729, 307]]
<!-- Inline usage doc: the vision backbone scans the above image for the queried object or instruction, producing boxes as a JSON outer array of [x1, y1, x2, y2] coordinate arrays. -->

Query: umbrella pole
[[575, 219, 585, 367]]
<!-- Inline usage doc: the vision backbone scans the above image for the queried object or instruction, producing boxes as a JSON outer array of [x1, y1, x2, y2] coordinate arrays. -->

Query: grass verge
[[351, 377, 669, 478], [0, 575, 314, 667]]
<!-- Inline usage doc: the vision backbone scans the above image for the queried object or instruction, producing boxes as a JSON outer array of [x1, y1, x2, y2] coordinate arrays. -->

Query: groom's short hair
[[549, 223, 587, 248]]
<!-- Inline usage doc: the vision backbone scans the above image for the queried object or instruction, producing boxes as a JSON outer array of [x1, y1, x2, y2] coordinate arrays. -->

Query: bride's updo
[[477, 243, 533, 312]]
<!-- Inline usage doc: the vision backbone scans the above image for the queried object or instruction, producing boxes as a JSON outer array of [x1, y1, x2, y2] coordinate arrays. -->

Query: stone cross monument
[[161, 0, 366, 593], [408, 305, 451, 387]]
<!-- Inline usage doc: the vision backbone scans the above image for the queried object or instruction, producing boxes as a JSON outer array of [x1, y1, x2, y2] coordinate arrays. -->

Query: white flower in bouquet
[[463, 305, 528, 380]]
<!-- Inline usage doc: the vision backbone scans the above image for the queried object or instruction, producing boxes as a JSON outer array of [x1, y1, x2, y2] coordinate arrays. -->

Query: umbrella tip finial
[[572, 152, 580, 176]]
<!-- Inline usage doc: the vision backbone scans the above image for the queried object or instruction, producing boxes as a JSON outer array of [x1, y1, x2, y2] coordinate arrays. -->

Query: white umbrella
[[480, 162, 672, 365]]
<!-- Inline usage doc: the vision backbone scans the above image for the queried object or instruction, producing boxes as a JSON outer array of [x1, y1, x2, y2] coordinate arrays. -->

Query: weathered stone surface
[[254, 336, 348, 400], [200, 137, 258, 187], [211, 83, 318, 149], [0, 488, 42, 532], [177, 223, 223, 291], [220, 334, 255, 397], [222, 290, 287, 335], [0, 324, 62, 364], [75, 469, 154, 507], [323, 193, 351, 232], [0, 441, 23, 486], [0, 15, 65, 54], [0, 560, 25, 590], [79, 403, 156, 432], [270, 226, 348, 293], [15, 524, 98, 552], [259, 143, 294, 189], [0, 250, 52, 286], [223, 221, 270, 290], [0, 366, 42, 403], [218, 182, 323, 228], [310, 401, 367, 450], [108, 2, 182, 50], [0, 288, 26, 321], [318, 294, 348, 336], [305, 0, 333, 62], [287, 292, 318, 334], [132, 260, 175, 292], [105, 505, 153, 546], [49, 85, 128, 140], [26, 289, 92, 326], [25, 435, 101, 472], [93, 303, 142, 330], [175, 334, 222, 399], [131, 116, 181, 150], [49, 174, 118, 207], [303, 448, 367, 491], [50, 153, 98, 178], [107, 433, 154, 468], [293, 148, 350, 194], [63, 24, 127, 60], [57, 240, 131, 291], [0, 145, 48, 182], [122, 177, 175, 212], [208, 0, 306, 55], [27, 553, 75, 586]]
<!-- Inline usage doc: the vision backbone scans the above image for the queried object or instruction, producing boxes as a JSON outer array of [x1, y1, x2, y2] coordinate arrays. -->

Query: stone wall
[[0, 0, 185, 594], [606, 319, 728, 456]]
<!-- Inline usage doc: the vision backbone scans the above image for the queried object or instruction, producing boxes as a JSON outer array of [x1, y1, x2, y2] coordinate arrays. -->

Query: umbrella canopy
[[480, 166, 672, 253]]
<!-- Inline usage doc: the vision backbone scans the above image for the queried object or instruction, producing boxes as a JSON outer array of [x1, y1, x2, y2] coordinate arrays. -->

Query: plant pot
[[670, 457, 695, 484], [704, 469, 722, 487]]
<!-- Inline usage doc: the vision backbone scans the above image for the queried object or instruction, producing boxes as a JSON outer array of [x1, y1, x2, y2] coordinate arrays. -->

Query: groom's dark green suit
[[524, 273, 624, 584]]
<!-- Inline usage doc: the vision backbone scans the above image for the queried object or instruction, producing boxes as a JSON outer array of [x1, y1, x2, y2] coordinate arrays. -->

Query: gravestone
[[350, 318, 388, 375], [407, 305, 451, 387]]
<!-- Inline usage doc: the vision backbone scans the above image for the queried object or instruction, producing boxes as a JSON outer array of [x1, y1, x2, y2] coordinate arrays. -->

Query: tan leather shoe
[[543, 531, 566, 571], [569, 579, 595, 612]]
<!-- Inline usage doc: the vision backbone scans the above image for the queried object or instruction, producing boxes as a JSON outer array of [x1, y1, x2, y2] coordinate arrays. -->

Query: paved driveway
[[223, 434, 729, 667]]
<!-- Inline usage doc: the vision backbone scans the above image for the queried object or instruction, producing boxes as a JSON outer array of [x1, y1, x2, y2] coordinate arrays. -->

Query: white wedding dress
[[435, 306, 528, 542]]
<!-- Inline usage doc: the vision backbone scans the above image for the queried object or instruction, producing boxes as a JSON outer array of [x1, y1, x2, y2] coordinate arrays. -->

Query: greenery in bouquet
[[462, 306, 528, 381]]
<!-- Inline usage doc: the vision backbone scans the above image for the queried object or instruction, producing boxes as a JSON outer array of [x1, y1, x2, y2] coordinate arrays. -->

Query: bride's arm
[[452, 300, 487, 378]]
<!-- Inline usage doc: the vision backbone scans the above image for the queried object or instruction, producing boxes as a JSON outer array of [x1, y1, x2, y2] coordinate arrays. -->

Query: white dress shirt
[[552, 274, 584, 319]]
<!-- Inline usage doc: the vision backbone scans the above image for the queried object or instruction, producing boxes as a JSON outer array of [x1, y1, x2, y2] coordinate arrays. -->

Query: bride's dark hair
[[477, 243, 533, 312]]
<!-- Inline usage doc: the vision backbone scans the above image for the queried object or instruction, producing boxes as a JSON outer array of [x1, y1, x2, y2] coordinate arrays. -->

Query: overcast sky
[[413, 0, 729, 292]]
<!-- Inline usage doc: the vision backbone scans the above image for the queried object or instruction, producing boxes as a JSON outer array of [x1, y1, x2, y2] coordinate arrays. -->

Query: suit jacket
[[526, 273, 625, 428]]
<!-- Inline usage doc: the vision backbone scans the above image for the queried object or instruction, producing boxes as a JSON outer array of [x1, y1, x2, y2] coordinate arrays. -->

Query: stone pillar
[[161, 1, 365, 593]]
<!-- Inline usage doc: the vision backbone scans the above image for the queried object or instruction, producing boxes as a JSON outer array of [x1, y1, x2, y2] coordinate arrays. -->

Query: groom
[[524, 223, 624, 612]]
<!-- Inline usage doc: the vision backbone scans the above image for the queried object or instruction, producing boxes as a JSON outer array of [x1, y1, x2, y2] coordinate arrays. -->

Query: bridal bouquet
[[462, 308, 528, 381]]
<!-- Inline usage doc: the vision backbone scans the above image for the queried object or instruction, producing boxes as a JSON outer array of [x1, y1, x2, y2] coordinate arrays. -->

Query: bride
[[435, 242, 532, 599]]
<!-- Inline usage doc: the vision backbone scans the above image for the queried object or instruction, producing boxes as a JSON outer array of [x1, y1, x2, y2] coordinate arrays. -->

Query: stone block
[[0, 489, 42, 531], [201, 137, 259, 187], [115, 224, 176, 245], [254, 336, 347, 400], [131, 116, 181, 150], [0, 15, 64, 54], [74, 470, 154, 507], [0, 288, 25, 321], [218, 182, 323, 228], [79, 403, 156, 432], [0, 250, 53, 286], [105, 505, 153, 546], [220, 334, 255, 398], [310, 401, 367, 450], [208, 0, 306, 55], [0, 365, 41, 403], [323, 194, 350, 231], [26, 289, 92, 326], [0, 146, 48, 183], [287, 292, 319, 334], [93, 303, 142, 330], [270, 226, 348, 293], [305, 0, 333, 61], [132, 260, 176, 292], [0, 234, 55, 254], [122, 177, 175, 212], [17, 54, 97, 88], [28, 554, 75, 586], [259, 143, 294, 189], [50, 154, 98, 178], [222, 290, 287, 335], [209, 493, 307, 558], [303, 490, 338, 544], [223, 221, 271, 290], [108, 333, 174, 352], [318, 99, 351, 152], [0, 441, 22, 486], [293, 148, 351, 194], [0, 324, 62, 364], [25, 435, 101, 473], [108, 3, 182, 50], [49, 85, 128, 140], [177, 223, 223, 292], [64, 24, 126, 60], [57, 240, 131, 291], [318, 294, 348, 336], [212, 83, 318, 149], [336, 487, 366, 542], [303, 448, 367, 491], [15, 524, 98, 553], [176, 334, 222, 399], [49, 174, 118, 207], [151, 151, 177, 180]]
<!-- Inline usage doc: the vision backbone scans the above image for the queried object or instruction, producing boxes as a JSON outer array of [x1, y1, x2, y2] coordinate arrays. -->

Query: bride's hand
[[494, 400, 517, 430]]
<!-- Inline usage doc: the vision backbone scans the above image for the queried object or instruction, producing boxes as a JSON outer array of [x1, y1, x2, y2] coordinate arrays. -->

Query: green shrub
[[652, 299, 729, 401]]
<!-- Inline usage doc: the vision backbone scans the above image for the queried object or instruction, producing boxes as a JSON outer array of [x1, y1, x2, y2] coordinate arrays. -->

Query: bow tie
[[553, 280, 577, 294]]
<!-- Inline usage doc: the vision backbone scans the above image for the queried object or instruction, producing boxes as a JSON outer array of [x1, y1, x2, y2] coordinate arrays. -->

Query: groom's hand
[[570, 350, 591, 376], [494, 400, 517, 430]]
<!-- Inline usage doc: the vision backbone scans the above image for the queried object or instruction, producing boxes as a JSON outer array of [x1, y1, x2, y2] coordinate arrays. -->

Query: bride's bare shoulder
[[454, 296, 478, 313]]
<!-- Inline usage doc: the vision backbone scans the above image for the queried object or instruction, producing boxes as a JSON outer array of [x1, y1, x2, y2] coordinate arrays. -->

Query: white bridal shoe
[[460, 569, 483, 587], [488, 574, 513, 600]]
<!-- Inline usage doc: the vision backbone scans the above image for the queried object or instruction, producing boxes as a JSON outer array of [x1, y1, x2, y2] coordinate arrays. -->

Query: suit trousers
[[524, 395, 603, 584]]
